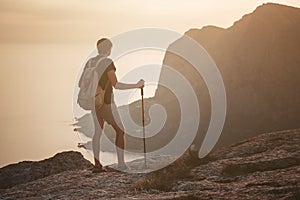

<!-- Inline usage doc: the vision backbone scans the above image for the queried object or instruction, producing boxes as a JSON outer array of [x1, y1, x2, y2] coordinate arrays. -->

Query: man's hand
[[137, 79, 145, 89]]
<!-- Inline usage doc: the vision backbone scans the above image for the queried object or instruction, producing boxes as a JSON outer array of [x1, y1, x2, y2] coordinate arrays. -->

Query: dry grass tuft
[[132, 153, 195, 191]]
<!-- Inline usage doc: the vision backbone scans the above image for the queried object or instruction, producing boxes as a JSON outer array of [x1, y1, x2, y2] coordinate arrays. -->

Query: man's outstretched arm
[[107, 70, 144, 90]]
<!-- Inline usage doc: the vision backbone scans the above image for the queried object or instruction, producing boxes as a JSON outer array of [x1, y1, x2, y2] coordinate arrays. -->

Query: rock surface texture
[[1, 129, 299, 199]]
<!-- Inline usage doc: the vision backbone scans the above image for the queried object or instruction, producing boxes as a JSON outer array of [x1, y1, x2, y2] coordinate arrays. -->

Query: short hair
[[96, 38, 112, 55]]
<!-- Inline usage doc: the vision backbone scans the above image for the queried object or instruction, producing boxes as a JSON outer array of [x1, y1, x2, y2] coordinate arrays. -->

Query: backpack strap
[[103, 79, 110, 91], [97, 56, 110, 91], [95, 78, 110, 98], [95, 57, 111, 97]]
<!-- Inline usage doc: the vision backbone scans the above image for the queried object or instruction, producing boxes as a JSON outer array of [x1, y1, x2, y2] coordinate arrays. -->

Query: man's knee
[[109, 120, 124, 133], [114, 126, 125, 137]]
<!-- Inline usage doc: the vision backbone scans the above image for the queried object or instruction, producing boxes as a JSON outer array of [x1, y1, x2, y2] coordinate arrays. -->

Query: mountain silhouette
[[154, 3, 300, 150]]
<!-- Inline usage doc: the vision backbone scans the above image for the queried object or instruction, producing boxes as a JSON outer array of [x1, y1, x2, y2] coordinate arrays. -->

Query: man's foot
[[92, 166, 107, 173], [103, 166, 119, 172], [92, 158, 106, 173], [118, 163, 130, 171], [94, 158, 103, 168]]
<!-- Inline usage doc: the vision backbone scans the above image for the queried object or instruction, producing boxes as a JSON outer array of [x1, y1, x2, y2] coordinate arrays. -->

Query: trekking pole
[[141, 88, 147, 167]]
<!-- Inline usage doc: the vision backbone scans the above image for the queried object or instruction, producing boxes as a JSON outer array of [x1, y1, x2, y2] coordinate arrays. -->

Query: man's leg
[[96, 103, 128, 169], [104, 104, 127, 168], [92, 110, 104, 168], [111, 123, 126, 167]]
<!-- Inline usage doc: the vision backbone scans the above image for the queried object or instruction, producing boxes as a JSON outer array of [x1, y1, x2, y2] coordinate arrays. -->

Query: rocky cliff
[[1, 128, 299, 199], [0, 151, 92, 189], [154, 3, 300, 150]]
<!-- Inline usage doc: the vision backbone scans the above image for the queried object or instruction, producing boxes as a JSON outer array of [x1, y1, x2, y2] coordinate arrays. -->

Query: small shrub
[[132, 153, 194, 191]]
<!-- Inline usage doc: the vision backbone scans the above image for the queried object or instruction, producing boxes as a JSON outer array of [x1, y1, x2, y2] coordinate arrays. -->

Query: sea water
[[0, 43, 163, 167]]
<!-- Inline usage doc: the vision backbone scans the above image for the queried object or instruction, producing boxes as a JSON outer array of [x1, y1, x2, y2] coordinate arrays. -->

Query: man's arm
[[107, 70, 144, 90]]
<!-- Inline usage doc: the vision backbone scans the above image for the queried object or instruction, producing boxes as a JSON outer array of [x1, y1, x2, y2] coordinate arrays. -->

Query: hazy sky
[[1, 0, 299, 44]]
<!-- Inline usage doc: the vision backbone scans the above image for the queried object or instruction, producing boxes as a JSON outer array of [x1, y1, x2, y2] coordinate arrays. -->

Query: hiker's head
[[97, 38, 112, 57]]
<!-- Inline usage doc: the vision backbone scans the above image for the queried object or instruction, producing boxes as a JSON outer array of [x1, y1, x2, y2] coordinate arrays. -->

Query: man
[[89, 38, 144, 172]]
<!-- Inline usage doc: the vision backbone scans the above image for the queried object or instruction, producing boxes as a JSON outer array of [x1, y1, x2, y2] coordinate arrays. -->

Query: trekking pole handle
[[141, 88, 144, 96]]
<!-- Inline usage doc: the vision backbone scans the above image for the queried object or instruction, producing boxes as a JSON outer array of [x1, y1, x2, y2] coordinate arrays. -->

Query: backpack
[[77, 57, 108, 110]]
